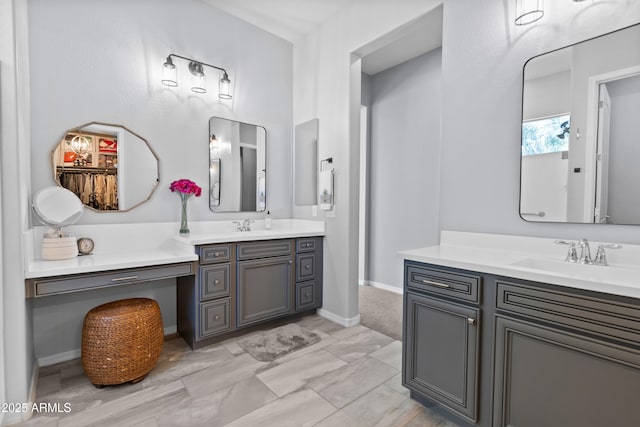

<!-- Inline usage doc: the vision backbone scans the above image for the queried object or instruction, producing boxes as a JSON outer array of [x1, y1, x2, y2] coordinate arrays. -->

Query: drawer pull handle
[[467, 318, 476, 325], [305, 265, 311, 269], [111, 276, 138, 282], [214, 252, 221, 257], [214, 315, 221, 320], [421, 279, 450, 289]]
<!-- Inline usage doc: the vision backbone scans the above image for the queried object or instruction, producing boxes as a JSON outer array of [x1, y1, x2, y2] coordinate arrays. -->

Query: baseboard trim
[[360, 280, 403, 295], [37, 325, 178, 367], [318, 308, 361, 327]]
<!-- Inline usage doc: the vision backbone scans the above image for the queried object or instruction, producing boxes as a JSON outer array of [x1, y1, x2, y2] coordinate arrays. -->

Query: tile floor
[[16, 314, 460, 427]]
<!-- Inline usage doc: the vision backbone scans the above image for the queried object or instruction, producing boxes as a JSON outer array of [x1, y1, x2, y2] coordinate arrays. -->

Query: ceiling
[[202, 0, 356, 42], [203, 0, 443, 76]]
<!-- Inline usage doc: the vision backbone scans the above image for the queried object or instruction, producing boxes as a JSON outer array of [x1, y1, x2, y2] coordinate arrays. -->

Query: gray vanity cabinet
[[403, 259, 640, 427], [178, 243, 236, 348], [493, 279, 640, 427], [179, 237, 323, 349], [236, 240, 294, 328], [403, 261, 481, 423], [295, 237, 323, 312]]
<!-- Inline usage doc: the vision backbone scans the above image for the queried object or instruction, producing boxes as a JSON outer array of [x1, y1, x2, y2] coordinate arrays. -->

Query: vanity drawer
[[237, 240, 293, 260], [496, 280, 640, 344], [200, 264, 230, 301], [405, 262, 481, 304], [31, 263, 193, 297], [296, 281, 318, 311], [296, 238, 318, 253], [296, 253, 316, 281], [199, 244, 232, 264], [199, 298, 231, 338]]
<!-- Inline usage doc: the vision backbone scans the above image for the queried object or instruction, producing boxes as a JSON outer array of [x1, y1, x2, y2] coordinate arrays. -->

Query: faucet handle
[[232, 220, 243, 231], [555, 240, 578, 263], [593, 244, 622, 266]]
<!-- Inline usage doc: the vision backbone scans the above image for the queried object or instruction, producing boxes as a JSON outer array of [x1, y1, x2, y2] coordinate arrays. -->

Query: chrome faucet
[[556, 239, 622, 266], [233, 219, 255, 232], [577, 238, 593, 264]]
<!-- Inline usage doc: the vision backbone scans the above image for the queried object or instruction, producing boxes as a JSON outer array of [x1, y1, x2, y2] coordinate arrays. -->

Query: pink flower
[[169, 179, 202, 197]]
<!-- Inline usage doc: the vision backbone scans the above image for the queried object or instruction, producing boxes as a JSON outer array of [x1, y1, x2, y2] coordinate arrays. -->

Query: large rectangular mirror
[[209, 117, 266, 212], [294, 118, 318, 205], [520, 23, 640, 224]]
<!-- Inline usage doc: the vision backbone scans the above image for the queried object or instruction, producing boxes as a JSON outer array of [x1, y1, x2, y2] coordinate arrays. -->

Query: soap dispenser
[[265, 210, 272, 230]]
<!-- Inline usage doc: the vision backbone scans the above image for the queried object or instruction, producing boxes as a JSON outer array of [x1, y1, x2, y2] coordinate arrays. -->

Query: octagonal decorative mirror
[[52, 122, 159, 212]]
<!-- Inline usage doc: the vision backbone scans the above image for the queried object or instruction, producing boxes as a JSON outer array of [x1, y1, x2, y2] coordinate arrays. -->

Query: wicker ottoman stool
[[81, 298, 163, 387]]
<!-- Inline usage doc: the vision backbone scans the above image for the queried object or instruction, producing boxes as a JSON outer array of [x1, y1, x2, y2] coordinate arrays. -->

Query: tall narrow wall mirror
[[52, 122, 159, 212], [294, 118, 319, 205], [209, 117, 266, 212], [520, 23, 640, 225]]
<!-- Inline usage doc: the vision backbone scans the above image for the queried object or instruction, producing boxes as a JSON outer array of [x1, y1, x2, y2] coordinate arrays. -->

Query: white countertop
[[401, 231, 640, 300], [25, 219, 325, 279], [174, 219, 325, 245]]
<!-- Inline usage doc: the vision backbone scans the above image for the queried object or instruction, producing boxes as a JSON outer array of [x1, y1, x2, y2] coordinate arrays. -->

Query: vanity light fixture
[[161, 54, 232, 99], [514, 0, 544, 26]]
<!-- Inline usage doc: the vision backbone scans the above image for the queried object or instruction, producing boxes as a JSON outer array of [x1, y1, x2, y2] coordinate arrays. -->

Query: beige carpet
[[359, 285, 403, 341]]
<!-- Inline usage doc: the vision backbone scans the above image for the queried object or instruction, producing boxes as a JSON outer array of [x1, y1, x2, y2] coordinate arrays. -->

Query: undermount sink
[[509, 257, 640, 284]]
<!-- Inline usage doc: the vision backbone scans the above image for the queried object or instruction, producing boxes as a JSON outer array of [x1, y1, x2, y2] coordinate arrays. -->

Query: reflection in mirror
[[294, 118, 318, 206], [209, 117, 266, 212], [520, 24, 640, 224], [52, 122, 159, 212]]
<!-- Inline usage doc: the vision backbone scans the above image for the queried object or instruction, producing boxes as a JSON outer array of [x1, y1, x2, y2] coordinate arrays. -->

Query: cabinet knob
[[305, 292, 311, 297], [214, 252, 220, 257], [289, 260, 293, 264], [305, 265, 311, 270], [214, 279, 219, 285], [467, 318, 476, 325], [214, 315, 221, 320]]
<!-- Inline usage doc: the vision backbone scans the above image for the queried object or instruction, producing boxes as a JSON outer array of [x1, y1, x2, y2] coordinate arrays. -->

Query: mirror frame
[[208, 116, 267, 213], [519, 23, 640, 225], [52, 121, 160, 212]]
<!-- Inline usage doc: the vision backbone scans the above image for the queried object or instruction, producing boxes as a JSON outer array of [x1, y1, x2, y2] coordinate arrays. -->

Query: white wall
[[293, 0, 442, 323], [523, 71, 571, 120], [28, 0, 293, 224], [606, 75, 640, 224], [366, 49, 442, 290], [26, 0, 293, 364], [438, 0, 640, 244], [1, 0, 34, 423], [520, 152, 568, 222]]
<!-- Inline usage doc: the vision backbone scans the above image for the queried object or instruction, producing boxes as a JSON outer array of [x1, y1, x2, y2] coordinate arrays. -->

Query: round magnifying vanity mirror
[[52, 122, 159, 212], [33, 186, 84, 260]]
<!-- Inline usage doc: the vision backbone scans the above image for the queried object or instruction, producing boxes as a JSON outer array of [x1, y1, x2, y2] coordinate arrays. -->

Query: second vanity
[[25, 219, 325, 354], [401, 231, 640, 427]]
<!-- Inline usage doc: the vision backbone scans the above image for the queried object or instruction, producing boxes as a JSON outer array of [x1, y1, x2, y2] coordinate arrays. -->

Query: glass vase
[[179, 193, 190, 234]]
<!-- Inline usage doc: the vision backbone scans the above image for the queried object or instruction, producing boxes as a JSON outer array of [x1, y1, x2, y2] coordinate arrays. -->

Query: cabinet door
[[296, 253, 316, 282], [403, 291, 479, 422], [493, 316, 640, 427], [295, 280, 318, 312], [237, 255, 293, 327]]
